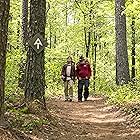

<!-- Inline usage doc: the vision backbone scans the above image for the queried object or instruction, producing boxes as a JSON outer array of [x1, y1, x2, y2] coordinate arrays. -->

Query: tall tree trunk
[[86, 1, 93, 58], [86, 31, 91, 58], [84, 15, 88, 55], [25, 0, 46, 101], [19, 0, 28, 89], [115, 0, 130, 85], [65, 2, 68, 45], [49, 24, 52, 48], [98, 35, 102, 50], [131, 17, 136, 81], [54, 34, 57, 47], [92, 32, 97, 93], [22, 0, 28, 48], [0, 0, 10, 122], [75, 0, 89, 57]]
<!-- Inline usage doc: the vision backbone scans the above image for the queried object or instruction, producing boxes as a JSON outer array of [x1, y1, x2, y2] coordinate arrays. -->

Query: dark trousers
[[78, 79, 89, 101]]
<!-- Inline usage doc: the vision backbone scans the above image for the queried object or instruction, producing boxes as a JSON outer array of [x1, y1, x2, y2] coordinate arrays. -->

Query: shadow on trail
[[48, 96, 140, 140]]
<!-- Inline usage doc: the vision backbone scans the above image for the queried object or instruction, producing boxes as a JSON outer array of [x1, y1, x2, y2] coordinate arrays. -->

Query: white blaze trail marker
[[34, 38, 43, 50], [29, 33, 46, 54]]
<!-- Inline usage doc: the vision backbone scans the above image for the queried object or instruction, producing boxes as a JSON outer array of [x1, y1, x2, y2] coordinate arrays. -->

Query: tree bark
[[18, 0, 28, 90], [86, 31, 91, 58], [25, 0, 46, 101], [86, 1, 93, 58], [22, 0, 28, 48], [65, 2, 68, 44], [115, 0, 130, 85], [49, 24, 52, 49], [84, 15, 88, 55], [131, 17, 136, 81], [92, 32, 97, 93], [0, 0, 10, 121]]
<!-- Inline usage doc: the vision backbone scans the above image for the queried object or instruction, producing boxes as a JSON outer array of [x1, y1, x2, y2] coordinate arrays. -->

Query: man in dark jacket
[[61, 56, 75, 102], [76, 56, 91, 102]]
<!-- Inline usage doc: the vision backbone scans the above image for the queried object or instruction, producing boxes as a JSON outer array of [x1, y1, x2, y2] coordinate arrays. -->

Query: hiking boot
[[84, 98, 87, 101], [65, 99, 68, 102], [69, 99, 72, 102], [78, 99, 82, 102]]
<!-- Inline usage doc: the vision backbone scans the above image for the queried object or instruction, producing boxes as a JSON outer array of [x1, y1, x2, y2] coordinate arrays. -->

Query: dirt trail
[[47, 96, 140, 140]]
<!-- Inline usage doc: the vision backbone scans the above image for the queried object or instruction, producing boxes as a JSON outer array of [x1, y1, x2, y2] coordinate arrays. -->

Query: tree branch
[[46, 2, 50, 13], [75, 0, 85, 15]]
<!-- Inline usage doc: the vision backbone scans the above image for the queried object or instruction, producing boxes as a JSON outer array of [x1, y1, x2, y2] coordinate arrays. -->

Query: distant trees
[[115, 0, 130, 85], [3, 0, 139, 106], [75, 0, 93, 58], [0, 0, 10, 123]]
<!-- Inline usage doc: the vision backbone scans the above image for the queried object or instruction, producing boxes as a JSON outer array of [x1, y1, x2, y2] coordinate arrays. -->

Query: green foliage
[[102, 82, 140, 105], [22, 118, 48, 131], [5, 49, 22, 95], [8, 107, 49, 132], [6, 0, 22, 95], [6, 0, 140, 105]]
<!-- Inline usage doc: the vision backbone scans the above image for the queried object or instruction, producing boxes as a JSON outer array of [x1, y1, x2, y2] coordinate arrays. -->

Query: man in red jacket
[[76, 56, 91, 102]]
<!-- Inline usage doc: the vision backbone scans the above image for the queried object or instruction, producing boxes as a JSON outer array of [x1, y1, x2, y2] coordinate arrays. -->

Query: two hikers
[[61, 56, 91, 102]]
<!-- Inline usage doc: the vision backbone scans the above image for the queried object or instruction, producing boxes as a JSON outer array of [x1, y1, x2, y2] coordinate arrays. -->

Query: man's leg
[[68, 80, 73, 101], [64, 81, 68, 101], [84, 79, 89, 100], [78, 80, 83, 101]]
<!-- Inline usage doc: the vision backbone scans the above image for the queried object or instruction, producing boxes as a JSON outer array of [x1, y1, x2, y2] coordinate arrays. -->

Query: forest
[[1, 0, 140, 139]]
